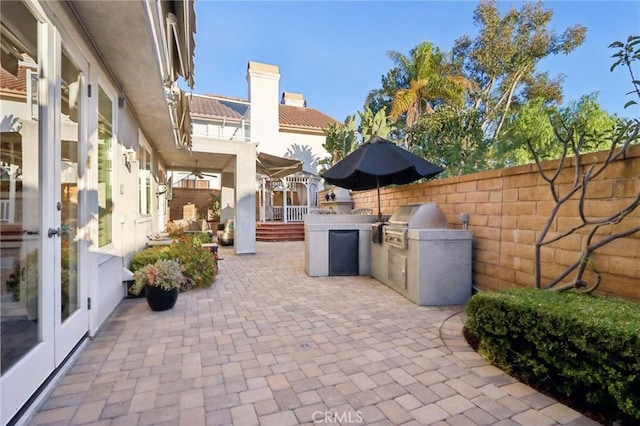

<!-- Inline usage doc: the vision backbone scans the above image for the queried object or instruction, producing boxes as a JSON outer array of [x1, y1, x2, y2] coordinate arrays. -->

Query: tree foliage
[[387, 41, 469, 128], [452, 0, 587, 140], [497, 94, 618, 167], [408, 106, 490, 177], [366, 41, 469, 140], [320, 115, 358, 173], [358, 106, 395, 141]]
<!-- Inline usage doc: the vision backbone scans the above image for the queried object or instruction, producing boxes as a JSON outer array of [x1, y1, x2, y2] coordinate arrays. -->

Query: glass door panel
[[60, 50, 80, 322], [54, 41, 89, 367], [0, 0, 43, 376], [1, 3, 56, 424]]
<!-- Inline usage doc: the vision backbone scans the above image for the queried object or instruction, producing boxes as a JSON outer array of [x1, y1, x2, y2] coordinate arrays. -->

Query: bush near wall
[[465, 289, 640, 423], [129, 235, 217, 290]]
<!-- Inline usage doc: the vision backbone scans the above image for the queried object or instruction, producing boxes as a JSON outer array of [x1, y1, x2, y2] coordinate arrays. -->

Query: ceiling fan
[[186, 160, 217, 179]]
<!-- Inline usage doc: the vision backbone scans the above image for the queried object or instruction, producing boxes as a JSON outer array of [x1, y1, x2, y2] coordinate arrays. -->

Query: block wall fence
[[169, 188, 220, 221], [342, 144, 640, 301]]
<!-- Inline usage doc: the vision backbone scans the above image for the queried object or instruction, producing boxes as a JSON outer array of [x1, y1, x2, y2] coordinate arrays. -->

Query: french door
[[54, 36, 90, 367], [0, 3, 89, 423]]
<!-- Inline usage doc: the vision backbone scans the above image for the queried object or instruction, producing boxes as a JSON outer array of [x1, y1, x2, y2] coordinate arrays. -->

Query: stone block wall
[[348, 144, 640, 301]]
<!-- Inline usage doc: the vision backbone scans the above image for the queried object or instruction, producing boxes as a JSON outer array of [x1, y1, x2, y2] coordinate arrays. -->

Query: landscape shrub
[[168, 236, 217, 288], [129, 246, 170, 272], [465, 288, 640, 424], [129, 235, 217, 289]]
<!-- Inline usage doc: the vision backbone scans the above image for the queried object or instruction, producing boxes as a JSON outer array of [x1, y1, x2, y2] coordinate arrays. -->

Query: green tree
[[386, 41, 470, 131], [497, 94, 618, 167], [358, 106, 396, 141], [319, 115, 358, 172], [408, 106, 490, 177], [452, 0, 586, 140]]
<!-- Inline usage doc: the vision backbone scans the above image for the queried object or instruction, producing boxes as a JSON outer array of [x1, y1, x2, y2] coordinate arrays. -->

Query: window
[[97, 86, 113, 246], [139, 148, 151, 214]]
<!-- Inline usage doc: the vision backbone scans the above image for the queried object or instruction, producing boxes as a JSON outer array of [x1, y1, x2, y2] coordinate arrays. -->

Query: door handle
[[48, 227, 61, 238]]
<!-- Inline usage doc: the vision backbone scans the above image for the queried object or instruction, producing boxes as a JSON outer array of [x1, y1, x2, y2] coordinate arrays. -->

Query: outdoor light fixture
[[460, 212, 469, 230], [156, 182, 168, 196], [123, 147, 137, 172]]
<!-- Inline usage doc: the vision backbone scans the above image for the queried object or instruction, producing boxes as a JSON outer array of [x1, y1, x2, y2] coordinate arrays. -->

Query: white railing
[[0, 200, 10, 222], [272, 206, 282, 221], [286, 206, 307, 222], [269, 206, 307, 222]]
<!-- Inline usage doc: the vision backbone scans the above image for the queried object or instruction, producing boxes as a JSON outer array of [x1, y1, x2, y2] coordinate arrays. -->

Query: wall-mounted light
[[123, 147, 137, 172], [156, 182, 168, 196]]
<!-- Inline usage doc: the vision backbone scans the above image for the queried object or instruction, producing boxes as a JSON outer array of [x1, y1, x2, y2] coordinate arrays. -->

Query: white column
[[282, 177, 288, 223], [233, 145, 256, 254], [259, 177, 266, 222]]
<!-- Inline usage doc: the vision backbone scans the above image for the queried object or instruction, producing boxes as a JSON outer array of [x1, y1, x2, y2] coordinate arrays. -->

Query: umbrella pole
[[377, 178, 382, 222]]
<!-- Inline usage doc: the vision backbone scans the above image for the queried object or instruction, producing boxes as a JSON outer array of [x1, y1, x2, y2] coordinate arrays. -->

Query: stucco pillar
[[233, 145, 256, 254]]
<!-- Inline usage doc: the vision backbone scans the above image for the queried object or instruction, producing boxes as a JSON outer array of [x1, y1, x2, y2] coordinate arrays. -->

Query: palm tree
[[388, 41, 470, 129]]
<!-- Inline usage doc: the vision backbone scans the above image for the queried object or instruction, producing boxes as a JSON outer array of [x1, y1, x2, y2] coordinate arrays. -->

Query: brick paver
[[26, 241, 595, 425]]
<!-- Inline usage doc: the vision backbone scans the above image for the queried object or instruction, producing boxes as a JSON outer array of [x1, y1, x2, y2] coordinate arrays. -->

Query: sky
[[190, 1, 640, 122]]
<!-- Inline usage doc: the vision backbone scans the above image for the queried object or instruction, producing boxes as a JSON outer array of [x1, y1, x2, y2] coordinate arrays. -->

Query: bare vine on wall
[[531, 35, 640, 292]]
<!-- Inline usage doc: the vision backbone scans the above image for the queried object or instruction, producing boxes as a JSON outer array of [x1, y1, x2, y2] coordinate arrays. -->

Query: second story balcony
[[190, 94, 251, 142]]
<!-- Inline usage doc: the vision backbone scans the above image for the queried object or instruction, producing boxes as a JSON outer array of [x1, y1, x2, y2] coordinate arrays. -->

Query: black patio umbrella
[[322, 136, 444, 221]]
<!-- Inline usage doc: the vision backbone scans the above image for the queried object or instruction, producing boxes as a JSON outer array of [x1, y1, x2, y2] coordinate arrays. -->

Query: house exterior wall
[[247, 62, 328, 174], [192, 118, 250, 141], [1, 0, 189, 422], [345, 144, 640, 301], [276, 130, 325, 175]]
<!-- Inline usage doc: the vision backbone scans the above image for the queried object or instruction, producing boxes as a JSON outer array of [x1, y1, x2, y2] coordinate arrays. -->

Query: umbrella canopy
[[322, 136, 444, 220], [256, 152, 303, 180]]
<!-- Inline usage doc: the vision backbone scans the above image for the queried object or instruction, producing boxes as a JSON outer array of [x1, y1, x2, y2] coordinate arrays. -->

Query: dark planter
[[144, 285, 178, 311]]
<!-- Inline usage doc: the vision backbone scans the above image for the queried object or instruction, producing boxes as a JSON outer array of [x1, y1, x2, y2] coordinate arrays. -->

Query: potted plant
[[130, 259, 184, 311]]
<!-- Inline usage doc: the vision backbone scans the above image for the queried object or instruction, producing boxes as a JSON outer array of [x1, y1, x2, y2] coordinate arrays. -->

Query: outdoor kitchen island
[[304, 214, 377, 276], [371, 203, 473, 306]]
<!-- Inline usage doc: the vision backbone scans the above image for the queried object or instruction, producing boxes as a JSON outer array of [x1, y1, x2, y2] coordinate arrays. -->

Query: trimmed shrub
[[466, 288, 640, 423]]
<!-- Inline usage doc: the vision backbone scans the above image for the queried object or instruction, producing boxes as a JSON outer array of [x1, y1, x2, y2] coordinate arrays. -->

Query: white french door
[[0, 3, 89, 424], [53, 36, 90, 366]]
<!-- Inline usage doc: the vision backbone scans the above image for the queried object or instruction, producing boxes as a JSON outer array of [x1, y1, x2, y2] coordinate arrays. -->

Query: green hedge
[[129, 235, 217, 289], [465, 288, 640, 423]]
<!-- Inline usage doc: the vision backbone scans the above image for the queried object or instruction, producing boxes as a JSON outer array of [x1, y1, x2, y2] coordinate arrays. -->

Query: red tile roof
[[189, 94, 337, 131], [190, 95, 249, 120], [279, 104, 336, 130], [0, 65, 30, 96]]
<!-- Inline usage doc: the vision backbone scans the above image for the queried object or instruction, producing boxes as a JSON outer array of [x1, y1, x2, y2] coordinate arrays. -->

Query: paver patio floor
[[27, 242, 598, 425]]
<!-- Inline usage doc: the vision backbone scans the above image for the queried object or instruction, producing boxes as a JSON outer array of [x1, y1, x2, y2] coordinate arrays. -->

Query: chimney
[[247, 61, 280, 147], [281, 92, 306, 107]]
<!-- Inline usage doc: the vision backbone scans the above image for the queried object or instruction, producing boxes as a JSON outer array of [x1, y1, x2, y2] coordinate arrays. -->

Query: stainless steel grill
[[383, 203, 446, 249]]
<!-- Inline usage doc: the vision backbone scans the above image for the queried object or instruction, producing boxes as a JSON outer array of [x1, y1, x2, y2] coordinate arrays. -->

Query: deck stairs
[[256, 222, 305, 242]]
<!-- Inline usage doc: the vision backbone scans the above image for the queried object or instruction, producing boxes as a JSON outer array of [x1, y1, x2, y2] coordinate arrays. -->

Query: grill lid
[[388, 203, 446, 229]]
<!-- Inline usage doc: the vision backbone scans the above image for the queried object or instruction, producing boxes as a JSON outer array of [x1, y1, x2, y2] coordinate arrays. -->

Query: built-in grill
[[383, 203, 446, 249], [371, 202, 472, 307]]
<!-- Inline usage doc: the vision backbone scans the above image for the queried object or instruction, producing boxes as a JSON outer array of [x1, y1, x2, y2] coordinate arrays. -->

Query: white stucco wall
[[275, 130, 328, 175], [248, 63, 280, 153]]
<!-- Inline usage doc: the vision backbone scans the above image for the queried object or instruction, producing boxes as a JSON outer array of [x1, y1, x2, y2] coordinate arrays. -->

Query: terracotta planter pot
[[145, 285, 178, 311]]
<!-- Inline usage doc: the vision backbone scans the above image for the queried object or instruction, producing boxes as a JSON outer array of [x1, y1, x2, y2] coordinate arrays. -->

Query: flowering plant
[[130, 259, 184, 295], [165, 221, 185, 239]]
